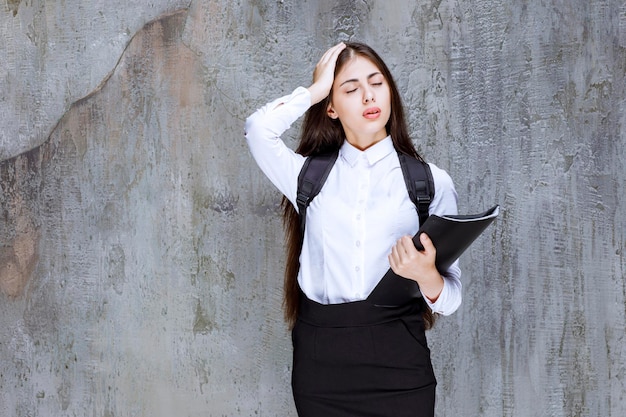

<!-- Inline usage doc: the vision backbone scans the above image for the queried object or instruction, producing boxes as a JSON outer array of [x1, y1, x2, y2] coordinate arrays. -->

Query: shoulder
[[427, 162, 455, 191], [426, 162, 458, 215]]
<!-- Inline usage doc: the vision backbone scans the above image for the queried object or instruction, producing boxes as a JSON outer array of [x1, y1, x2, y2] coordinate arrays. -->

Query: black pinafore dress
[[291, 283, 436, 417]]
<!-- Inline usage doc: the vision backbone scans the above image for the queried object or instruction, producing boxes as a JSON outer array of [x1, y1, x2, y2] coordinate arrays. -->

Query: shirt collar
[[339, 136, 395, 167]]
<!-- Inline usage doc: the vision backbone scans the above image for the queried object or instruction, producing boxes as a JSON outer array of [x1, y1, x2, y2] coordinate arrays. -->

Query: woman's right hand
[[307, 42, 346, 105]]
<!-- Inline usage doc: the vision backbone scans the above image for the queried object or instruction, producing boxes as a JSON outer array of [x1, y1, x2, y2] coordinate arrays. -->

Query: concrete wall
[[1, 1, 624, 416]]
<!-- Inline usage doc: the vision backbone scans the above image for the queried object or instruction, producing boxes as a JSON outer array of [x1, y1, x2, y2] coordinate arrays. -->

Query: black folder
[[368, 205, 500, 307]]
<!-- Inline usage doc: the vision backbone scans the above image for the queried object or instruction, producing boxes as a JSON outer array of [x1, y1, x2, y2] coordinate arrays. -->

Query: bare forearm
[[415, 269, 444, 303]]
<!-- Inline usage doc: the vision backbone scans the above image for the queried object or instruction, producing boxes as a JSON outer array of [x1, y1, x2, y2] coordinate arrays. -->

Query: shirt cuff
[[424, 265, 462, 315]]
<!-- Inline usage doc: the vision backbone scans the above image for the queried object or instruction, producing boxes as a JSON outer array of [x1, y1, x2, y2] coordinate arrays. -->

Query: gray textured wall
[[1, 1, 624, 416]]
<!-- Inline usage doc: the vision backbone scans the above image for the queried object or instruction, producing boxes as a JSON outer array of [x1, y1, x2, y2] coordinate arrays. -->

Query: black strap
[[397, 152, 434, 226], [296, 151, 339, 235]]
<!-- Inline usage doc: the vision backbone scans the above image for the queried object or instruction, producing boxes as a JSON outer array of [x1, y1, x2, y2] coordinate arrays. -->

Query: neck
[[345, 131, 388, 151]]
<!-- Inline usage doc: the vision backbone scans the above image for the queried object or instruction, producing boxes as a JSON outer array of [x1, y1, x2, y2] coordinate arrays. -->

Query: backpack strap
[[296, 150, 339, 235], [397, 152, 434, 226]]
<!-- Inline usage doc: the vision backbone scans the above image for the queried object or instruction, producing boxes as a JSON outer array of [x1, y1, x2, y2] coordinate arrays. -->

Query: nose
[[363, 87, 375, 103]]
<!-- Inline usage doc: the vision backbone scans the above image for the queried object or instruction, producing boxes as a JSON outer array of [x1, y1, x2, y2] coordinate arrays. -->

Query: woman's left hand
[[388, 234, 444, 302]]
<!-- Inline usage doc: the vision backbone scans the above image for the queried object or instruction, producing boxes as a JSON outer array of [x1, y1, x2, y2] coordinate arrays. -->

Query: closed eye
[[346, 88, 358, 94]]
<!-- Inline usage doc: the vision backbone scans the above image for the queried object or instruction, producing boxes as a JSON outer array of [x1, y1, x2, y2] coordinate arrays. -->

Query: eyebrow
[[339, 72, 383, 87]]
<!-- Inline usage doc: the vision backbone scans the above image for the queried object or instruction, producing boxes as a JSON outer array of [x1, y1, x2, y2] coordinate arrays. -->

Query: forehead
[[335, 55, 382, 82]]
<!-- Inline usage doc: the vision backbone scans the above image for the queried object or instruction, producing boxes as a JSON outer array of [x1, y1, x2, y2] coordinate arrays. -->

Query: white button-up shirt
[[245, 87, 462, 315]]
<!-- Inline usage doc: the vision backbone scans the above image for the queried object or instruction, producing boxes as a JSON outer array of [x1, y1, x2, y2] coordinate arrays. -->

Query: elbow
[[441, 293, 462, 316], [432, 273, 462, 316], [244, 113, 258, 138]]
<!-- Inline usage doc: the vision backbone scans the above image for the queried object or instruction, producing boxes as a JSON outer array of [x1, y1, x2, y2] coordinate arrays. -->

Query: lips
[[363, 107, 382, 119]]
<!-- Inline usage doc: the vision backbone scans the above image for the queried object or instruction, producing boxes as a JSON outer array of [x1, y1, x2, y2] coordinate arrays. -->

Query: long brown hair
[[281, 42, 436, 329]]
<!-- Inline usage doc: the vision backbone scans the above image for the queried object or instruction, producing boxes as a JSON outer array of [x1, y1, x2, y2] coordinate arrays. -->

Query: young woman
[[245, 42, 462, 417]]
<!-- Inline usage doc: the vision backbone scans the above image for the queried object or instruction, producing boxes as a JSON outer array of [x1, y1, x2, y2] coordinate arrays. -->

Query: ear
[[326, 103, 339, 120]]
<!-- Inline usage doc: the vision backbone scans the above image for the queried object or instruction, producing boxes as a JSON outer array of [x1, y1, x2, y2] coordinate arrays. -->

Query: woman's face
[[327, 55, 392, 150]]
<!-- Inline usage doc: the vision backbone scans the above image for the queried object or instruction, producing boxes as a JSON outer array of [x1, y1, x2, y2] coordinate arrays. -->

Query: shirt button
[[355, 266, 360, 272], [356, 214, 361, 220], [356, 241, 361, 247]]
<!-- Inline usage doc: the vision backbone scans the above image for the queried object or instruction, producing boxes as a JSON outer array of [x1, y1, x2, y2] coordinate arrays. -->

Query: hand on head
[[307, 42, 346, 105]]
